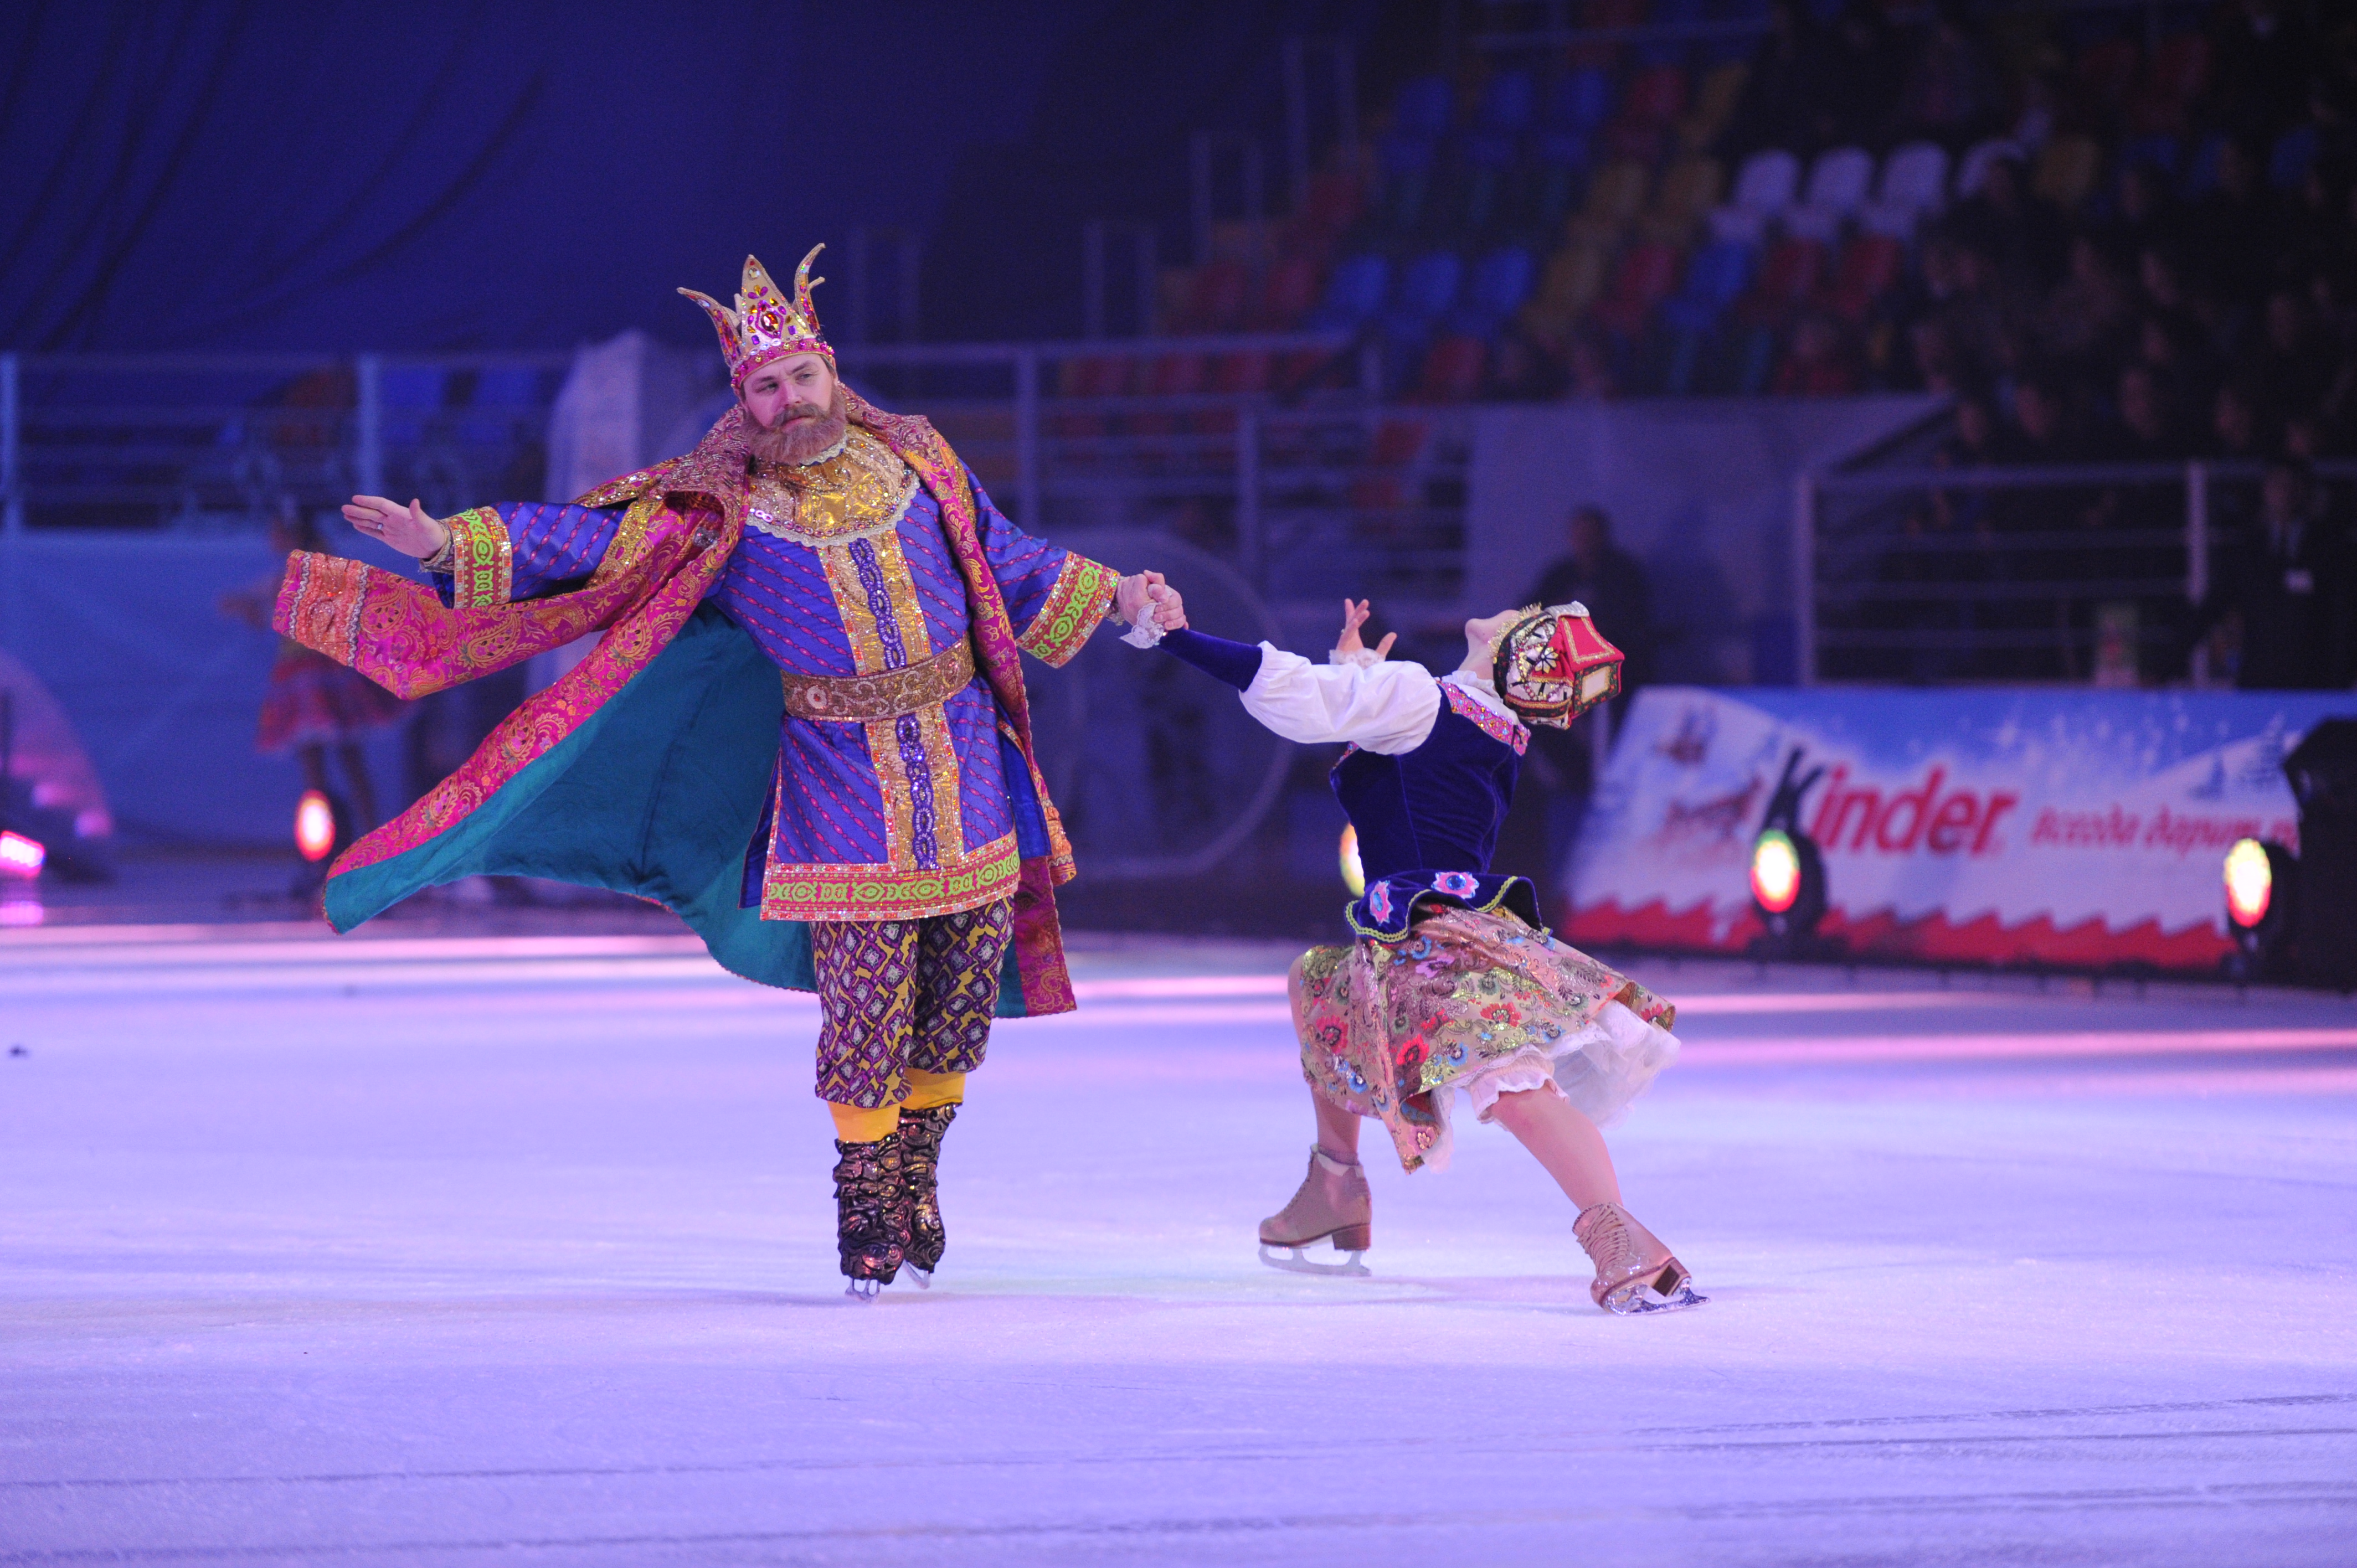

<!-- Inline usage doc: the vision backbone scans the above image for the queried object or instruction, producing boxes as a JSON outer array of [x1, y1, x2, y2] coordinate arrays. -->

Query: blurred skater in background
[[221, 498, 405, 837]]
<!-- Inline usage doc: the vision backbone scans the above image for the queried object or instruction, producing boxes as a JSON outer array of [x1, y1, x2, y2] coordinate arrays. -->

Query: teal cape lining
[[323, 604, 1036, 1016]]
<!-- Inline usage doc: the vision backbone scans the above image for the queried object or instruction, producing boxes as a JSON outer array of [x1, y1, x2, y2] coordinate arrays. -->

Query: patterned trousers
[[810, 899, 1013, 1109]]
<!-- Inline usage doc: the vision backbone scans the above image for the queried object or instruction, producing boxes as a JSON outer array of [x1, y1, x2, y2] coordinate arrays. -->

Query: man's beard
[[748, 385, 848, 466]]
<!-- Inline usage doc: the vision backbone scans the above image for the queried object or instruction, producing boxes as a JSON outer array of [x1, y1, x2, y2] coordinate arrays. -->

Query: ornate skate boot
[[897, 1104, 956, 1288], [831, 1133, 910, 1301], [1258, 1146, 1372, 1276], [1573, 1201, 1705, 1314]]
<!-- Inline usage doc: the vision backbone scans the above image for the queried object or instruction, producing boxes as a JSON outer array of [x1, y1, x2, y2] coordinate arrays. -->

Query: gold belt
[[781, 639, 976, 722]]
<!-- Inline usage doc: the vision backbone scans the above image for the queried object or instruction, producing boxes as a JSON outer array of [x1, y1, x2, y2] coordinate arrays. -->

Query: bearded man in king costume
[[285, 247, 1184, 1298]]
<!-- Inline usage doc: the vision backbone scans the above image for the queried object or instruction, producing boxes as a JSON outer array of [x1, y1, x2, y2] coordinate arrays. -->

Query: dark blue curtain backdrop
[[0, 0, 1105, 352]]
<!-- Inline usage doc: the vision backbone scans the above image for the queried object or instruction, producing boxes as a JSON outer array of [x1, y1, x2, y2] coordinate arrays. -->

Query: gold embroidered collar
[[745, 427, 919, 546]]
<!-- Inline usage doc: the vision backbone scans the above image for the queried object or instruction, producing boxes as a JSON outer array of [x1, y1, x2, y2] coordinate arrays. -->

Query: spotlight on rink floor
[[294, 791, 338, 864], [2223, 837, 2298, 983], [1747, 825, 1831, 961], [0, 829, 46, 878]]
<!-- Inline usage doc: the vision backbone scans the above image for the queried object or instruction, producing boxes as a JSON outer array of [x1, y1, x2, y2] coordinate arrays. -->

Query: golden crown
[[677, 245, 830, 387]]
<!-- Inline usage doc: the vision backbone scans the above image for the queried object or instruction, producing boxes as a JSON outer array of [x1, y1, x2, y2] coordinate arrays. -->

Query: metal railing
[[841, 333, 1472, 617], [0, 351, 568, 535], [1794, 457, 2357, 685], [1, 336, 1474, 623]]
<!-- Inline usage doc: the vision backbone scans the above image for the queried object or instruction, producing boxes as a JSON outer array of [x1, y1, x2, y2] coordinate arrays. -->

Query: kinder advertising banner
[[1564, 687, 2357, 970]]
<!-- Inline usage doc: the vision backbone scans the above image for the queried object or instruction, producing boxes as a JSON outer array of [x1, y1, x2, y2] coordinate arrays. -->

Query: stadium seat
[[1735, 235, 1825, 328], [1785, 145, 1874, 240], [2032, 135, 2103, 212], [2072, 37, 2140, 116], [1212, 350, 1272, 396], [1606, 63, 1688, 161], [1252, 254, 1323, 331], [1413, 334, 1489, 402], [2178, 132, 2226, 198], [1821, 233, 1903, 322], [1475, 68, 1537, 135], [1860, 141, 1949, 236], [1589, 240, 1682, 337], [1306, 254, 1391, 333], [2271, 125, 2319, 190], [1568, 159, 1654, 244], [1387, 251, 1465, 347], [1455, 245, 1539, 336], [1708, 148, 1800, 243], [1546, 65, 1617, 135], [1952, 137, 2022, 200], [1182, 259, 1252, 334], [1643, 156, 1725, 242], [1391, 74, 1455, 141], [2128, 30, 2210, 134], [1519, 243, 1611, 339], [1678, 60, 1748, 152], [1654, 238, 1755, 393], [377, 365, 445, 447], [1658, 237, 1754, 332]]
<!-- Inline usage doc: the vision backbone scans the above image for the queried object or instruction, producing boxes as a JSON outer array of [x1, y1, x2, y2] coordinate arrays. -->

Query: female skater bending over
[[1158, 597, 1702, 1314]]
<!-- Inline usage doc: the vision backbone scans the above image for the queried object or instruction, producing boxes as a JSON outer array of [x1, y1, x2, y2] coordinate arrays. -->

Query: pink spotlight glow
[[0, 831, 47, 878]]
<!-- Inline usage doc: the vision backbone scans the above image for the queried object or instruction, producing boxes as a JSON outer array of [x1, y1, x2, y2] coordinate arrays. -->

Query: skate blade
[[1258, 1243, 1371, 1278], [907, 1265, 933, 1290], [843, 1278, 882, 1302], [1606, 1282, 1708, 1316]]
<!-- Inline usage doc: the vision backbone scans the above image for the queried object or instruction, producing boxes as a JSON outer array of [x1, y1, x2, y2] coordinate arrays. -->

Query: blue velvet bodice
[[1333, 700, 1521, 883]]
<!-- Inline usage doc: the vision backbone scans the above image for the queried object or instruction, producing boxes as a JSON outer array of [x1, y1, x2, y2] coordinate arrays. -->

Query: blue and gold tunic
[[433, 429, 1116, 922]]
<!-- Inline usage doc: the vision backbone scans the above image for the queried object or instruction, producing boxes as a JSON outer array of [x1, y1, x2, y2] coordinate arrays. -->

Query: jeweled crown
[[677, 246, 831, 388]]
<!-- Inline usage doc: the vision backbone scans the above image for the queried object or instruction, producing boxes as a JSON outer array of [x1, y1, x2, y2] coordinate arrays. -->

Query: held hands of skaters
[[1334, 598, 1396, 666], [343, 496, 449, 560], [1114, 571, 1188, 649]]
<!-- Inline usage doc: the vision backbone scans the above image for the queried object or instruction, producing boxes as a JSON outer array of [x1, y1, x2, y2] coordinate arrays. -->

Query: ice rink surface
[[3, 919, 2354, 1566]]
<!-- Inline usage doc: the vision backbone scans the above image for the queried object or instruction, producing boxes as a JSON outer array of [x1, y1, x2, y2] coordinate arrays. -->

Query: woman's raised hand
[[1335, 598, 1396, 661]]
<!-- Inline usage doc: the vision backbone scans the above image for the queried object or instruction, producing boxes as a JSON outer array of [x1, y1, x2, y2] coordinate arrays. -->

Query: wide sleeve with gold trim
[[963, 467, 1121, 667], [425, 502, 627, 610]]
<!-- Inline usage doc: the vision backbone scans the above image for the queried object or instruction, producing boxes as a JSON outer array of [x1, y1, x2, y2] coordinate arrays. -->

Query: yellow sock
[[828, 1102, 901, 1142], [903, 1069, 966, 1111]]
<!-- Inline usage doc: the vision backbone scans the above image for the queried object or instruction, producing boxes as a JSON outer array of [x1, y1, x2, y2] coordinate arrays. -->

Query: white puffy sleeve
[[1237, 646, 1442, 755]]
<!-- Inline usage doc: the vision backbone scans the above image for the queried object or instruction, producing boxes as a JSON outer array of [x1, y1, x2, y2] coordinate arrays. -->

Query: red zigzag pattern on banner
[[1563, 899, 2234, 971]]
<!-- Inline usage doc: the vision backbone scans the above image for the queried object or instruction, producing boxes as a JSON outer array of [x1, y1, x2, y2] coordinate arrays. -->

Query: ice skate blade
[[907, 1265, 932, 1290], [1258, 1242, 1371, 1278], [1604, 1283, 1708, 1316], [843, 1277, 882, 1302]]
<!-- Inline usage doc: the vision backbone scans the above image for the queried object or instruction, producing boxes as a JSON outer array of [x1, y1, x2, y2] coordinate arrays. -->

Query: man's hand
[[1148, 581, 1186, 630], [342, 496, 450, 560], [1116, 570, 1179, 627], [1336, 598, 1396, 660]]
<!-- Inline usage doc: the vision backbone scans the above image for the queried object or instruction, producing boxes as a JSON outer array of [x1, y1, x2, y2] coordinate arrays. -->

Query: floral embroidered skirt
[[1289, 904, 1681, 1173], [256, 646, 406, 753]]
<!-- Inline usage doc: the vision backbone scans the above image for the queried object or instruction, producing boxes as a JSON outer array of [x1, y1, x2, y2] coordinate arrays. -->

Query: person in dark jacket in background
[[2185, 457, 2356, 689]]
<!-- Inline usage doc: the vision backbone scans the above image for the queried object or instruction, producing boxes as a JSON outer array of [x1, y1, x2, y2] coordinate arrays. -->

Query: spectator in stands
[[1891, 0, 2002, 151], [2188, 139, 2277, 305], [2242, 287, 2340, 419], [1771, 313, 1861, 396], [1529, 506, 1656, 705], [1722, 1, 1823, 159], [2102, 164, 2179, 265], [1814, 2, 1905, 151], [1948, 152, 2067, 298], [2211, 0, 2315, 145], [2137, 313, 2220, 431], [1988, 373, 2087, 678], [2040, 235, 2136, 386], [2184, 456, 2356, 688]]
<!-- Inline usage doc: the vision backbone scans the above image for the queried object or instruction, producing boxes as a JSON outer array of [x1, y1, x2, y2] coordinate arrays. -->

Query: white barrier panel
[[1565, 686, 2357, 971]]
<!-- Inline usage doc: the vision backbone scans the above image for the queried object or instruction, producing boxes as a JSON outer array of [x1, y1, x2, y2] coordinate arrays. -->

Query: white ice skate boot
[[1574, 1201, 1705, 1314], [1258, 1146, 1372, 1276]]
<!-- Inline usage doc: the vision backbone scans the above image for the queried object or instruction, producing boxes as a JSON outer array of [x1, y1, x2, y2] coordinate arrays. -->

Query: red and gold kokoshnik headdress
[[678, 246, 831, 388], [1490, 602, 1625, 729]]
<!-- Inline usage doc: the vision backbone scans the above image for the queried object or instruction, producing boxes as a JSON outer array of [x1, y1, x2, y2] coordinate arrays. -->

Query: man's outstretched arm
[[344, 494, 626, 610]]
